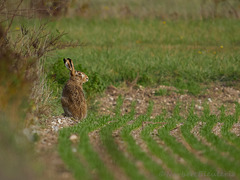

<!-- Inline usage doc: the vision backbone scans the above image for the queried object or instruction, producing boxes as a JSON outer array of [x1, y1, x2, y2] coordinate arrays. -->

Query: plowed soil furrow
[[112, 128, 131, 160], [186, 122, 239, 179], [169, 125, 211, 180], [97, 85, 240, 120], [89, 129, 129, 180], [191, 122, 210, 146], [151, 127, 188, 167], [113, 127, 156, 180], [193, 122, 238, 160], [131, 127, 181, 180], [191, 122, 224, 154], [231, 122, 240, 137], [212, 123, 224, 137], [190, 122, 225, 163], [219, 119, 240, 151], [176, 123, 209, 161], [211, 122, 240, 158]]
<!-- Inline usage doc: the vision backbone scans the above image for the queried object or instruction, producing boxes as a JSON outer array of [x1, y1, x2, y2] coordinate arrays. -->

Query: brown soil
[[212, 122, 224, 137], [33, 116, 78, 180], [89, 128, 129, 180], [113, 127, 156, 180], [191, 122, 210, 146], [231, 122, 240, 136], [131, 127, 180, 180], [170, 124, 211, 180], [96, 83, 240, 118], [171, 122, 240, 180], [151, 126, 188, 166]]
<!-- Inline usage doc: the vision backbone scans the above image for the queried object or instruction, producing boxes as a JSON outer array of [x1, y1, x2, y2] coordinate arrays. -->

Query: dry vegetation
[[0, 0, 78, 179]]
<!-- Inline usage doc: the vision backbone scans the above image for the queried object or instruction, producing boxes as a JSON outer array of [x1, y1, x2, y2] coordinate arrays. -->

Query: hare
[[61, 58, 88, 120]]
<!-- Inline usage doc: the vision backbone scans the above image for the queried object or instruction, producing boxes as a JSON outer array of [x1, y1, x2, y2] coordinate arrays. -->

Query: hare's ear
[[63, 58, 75, 76]]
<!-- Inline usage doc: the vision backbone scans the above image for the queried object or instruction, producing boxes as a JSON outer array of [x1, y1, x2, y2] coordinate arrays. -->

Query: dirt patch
[[191, 122, 207, 143], [171, 123, 209, 164], [151, 126, 187, 166], [171, 122, 238, 180], [30, 116, 78, 180], [96, 83, 240, 118], [112, 127, 130, 159], [131, 127, 180, 180], [113, 127, 155, 180], [231, 122, 240, 137], [212, 122, 224, 137], [89, 129, 129, 180]]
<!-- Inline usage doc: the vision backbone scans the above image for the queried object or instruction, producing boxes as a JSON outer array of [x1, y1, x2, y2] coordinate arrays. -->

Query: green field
[[50, 17, 240, 179], [59, 100, 240, 179], [4, 1, 240, 179], [17, 18, 237, 114]]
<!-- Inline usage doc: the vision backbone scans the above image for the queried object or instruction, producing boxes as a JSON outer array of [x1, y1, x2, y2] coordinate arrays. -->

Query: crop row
[[59, 102, 240, 180]]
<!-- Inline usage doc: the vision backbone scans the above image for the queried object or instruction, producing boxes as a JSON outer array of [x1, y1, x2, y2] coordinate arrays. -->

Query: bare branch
[[3, 0, 23, 37]]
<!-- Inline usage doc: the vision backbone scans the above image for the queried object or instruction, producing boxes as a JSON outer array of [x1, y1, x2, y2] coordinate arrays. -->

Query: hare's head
[[63, 58, 89, 84]]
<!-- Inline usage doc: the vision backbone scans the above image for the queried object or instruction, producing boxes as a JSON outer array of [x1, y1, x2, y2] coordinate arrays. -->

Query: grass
[[200, 110, 240, 161], [58, 114, 115, 180], [181, 105, 240, 179], [50, 18, 240, 178], [157, 114, 228, 180], [141, 123, 197, 180], [220, 110, 240, 149], [11, 17, 240, 115], [99, 98, 147, 180], [120, 103, 171, 180]]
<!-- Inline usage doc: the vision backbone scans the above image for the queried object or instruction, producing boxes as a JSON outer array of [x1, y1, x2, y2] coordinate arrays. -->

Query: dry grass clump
[[0, 0, 79, 123], [0, 25, 44, 180], [0, 0, 80, 178]]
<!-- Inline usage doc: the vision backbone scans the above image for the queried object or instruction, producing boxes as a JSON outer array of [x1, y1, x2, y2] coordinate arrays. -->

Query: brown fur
[[61, 58, 88, 120]]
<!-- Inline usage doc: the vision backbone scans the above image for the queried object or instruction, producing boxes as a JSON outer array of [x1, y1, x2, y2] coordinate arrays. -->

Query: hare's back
[[63, 82, 85, 104]]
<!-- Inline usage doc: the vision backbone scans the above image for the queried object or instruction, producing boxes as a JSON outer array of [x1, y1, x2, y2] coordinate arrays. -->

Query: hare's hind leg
[[61, 97, 72, 117], [63, 107, 72, 117]]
